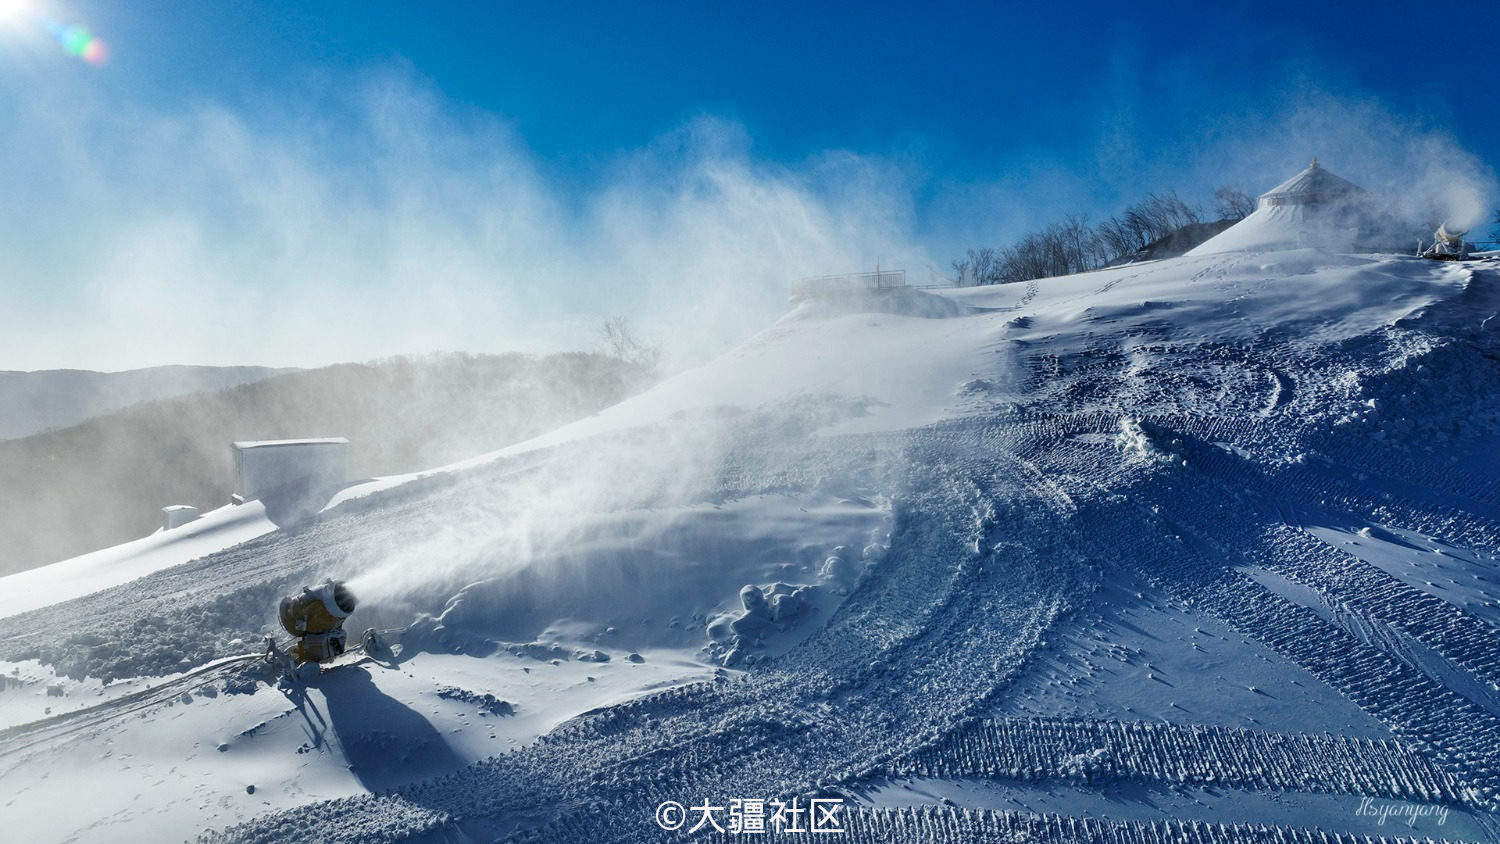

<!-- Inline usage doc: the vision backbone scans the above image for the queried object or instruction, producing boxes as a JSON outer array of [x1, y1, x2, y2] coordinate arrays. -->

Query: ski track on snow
[[5, 254, 1500, 842]]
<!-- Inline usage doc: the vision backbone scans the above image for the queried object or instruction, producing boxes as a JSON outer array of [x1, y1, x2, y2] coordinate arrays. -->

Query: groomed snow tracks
[[892, 717, 1460, 804]]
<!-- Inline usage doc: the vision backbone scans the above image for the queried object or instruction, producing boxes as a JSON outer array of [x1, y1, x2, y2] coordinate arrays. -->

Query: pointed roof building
[[1257, 159, 1365, 207], [1188, 160, 1417, 256]]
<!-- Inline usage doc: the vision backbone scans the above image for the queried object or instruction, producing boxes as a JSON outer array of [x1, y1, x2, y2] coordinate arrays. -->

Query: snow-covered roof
[[1188, 160, 1417, 256], [1259, 159, 1366, 208], [232, 437, 349, 449]]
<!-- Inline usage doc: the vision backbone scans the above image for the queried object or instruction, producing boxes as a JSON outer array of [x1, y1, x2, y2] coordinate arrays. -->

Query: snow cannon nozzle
[[278, 579, 357, 664], [329, 580, 357, 615]]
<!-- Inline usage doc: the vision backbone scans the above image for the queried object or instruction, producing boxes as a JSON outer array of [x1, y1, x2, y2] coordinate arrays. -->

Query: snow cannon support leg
[[263, 636, 296, 679], [276, 579, 358, 665]]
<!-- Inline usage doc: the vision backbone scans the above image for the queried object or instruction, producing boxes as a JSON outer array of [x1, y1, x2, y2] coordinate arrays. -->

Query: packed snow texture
[[3, 246, 1500, 843]]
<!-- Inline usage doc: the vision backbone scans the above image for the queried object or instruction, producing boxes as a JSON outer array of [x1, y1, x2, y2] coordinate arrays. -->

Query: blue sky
[[0, 0, 1495, 369]]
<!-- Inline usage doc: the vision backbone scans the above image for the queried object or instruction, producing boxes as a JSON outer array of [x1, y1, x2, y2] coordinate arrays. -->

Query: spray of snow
[[336, 393, 894, 648], [0, 68, 929, 373], [1186, 90, 1496, 232]]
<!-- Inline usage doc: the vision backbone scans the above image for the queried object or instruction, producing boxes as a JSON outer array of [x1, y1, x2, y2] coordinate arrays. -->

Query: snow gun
[[277, 579, 357, 663]]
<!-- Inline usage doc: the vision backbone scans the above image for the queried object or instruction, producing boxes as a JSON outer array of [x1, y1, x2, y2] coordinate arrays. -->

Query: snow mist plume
[[1181, 90, 1496, 232], [336, 431, 701, 637], [335, 392, 892, 644], [0, 67, 927, 372]]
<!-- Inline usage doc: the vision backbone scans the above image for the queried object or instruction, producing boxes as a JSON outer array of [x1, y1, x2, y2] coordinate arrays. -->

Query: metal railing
[[794, 269, 907, 295]]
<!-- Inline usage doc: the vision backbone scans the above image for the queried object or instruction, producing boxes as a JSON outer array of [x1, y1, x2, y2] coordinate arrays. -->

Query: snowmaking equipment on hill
[[277, 580, 357, 663], [1420, 223, 1472, 260]]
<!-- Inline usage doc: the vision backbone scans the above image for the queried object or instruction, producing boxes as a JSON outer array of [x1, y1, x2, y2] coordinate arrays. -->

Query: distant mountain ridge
[[0, 365, 297, 440], [0, 352, 649, 575]]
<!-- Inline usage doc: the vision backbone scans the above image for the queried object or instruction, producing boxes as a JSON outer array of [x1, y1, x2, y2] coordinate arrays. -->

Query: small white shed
[[160, 505, 202, 530], [232, 438, 349, 504]]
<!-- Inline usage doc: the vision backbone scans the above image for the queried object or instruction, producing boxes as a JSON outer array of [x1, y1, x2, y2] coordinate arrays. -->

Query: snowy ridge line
[[23, 253, 1500, 842], [1082, 501, 1500, 810], [1256, 526, 1500, 687], [883, 717, 1461, 805], [0, 554, 314, 681]]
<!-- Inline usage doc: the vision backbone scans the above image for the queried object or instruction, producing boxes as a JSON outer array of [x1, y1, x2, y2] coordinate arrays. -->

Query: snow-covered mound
[[4, 248, 1500, 843], [1190, 160, 1422, 255]]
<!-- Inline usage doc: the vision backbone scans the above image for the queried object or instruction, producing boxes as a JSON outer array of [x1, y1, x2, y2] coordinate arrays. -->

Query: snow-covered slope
[[3, 248, 1500, 843]]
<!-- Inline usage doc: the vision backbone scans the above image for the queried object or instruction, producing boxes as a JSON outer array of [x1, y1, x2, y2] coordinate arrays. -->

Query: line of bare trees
[[953, 186, 1256, 286]]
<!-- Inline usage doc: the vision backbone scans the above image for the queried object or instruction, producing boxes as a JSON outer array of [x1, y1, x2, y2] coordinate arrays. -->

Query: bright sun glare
[[0, 0, 32, 24]]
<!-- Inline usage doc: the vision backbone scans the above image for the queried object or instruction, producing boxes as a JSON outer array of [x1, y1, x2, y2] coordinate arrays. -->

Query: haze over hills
[[0, 365, 295, 440], [0, 352, 651, 576]]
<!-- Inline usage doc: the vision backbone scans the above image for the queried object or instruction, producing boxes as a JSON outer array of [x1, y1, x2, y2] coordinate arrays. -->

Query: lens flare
[[0, 0, 31, 23], [44, 20, 108, 65]]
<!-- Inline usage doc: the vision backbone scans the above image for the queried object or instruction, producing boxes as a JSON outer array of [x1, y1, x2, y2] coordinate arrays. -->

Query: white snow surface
[[0, 501, 278, 618], [3, 248, 1500, 843]]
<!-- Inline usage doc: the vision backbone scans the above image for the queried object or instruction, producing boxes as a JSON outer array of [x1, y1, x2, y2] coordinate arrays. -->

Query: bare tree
[[1054, 214, 1106, 273], [953, 187, 1228, 287], [600, 317, 661, 371], [1097, 192, 1201, 258], [952, 247, 998, 286], [1095, 216, 1137, 262], [990, 215, 1107, 285], [1214, 186, 1256, 222]]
